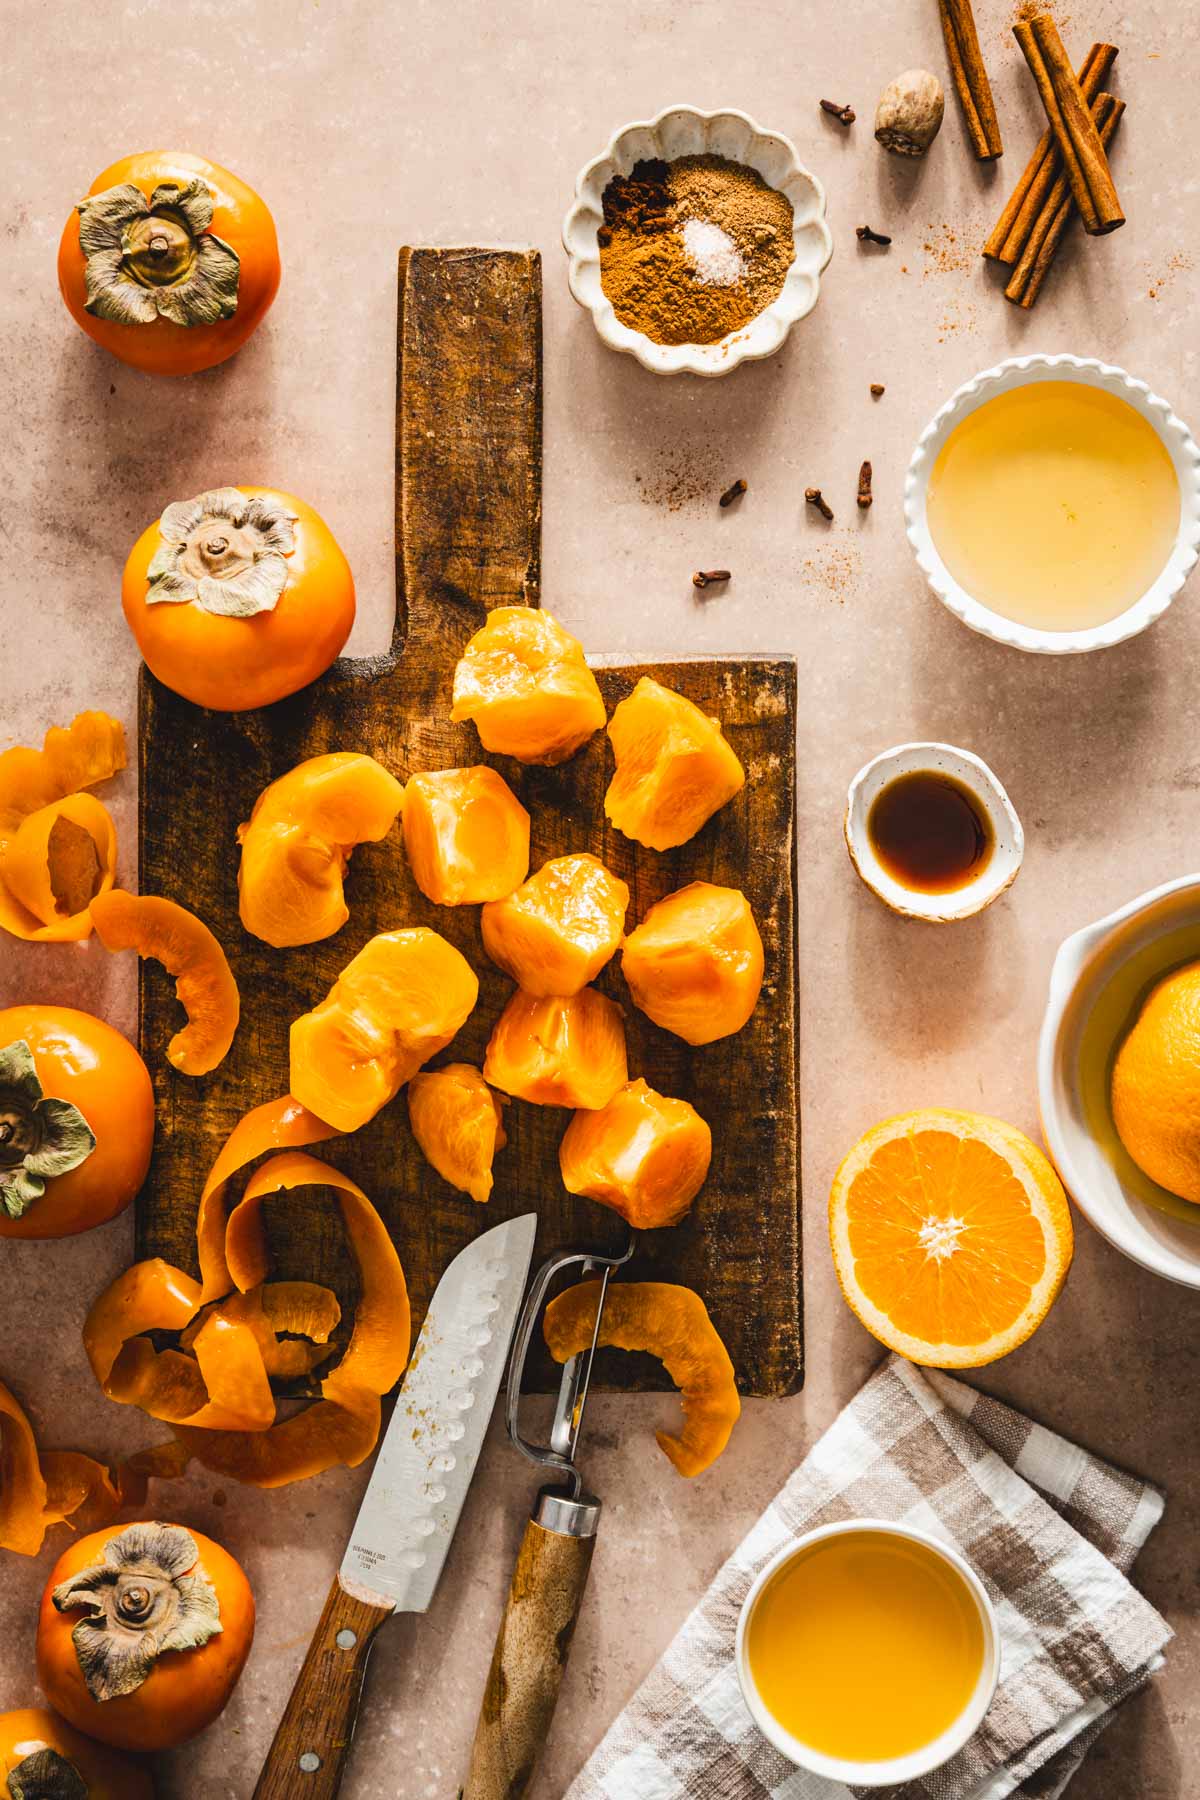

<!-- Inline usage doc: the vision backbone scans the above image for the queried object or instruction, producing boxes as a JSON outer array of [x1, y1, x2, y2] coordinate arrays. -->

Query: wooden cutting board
[[135, 247, 801, 1396]]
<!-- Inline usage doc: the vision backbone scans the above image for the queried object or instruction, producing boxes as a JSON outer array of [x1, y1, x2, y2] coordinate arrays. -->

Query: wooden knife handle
[[463, 1489, 601, 1800], [253, 1573, 394, 1800]]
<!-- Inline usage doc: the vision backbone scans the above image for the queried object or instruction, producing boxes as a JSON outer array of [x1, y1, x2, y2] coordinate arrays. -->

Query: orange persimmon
[[451, 606, 606, 765], [0, 1707, 154, 1799], [605, 676, 745, 850], [484, 987, 627, 1109], [481, 852, 629, 996], [121, 486, 355, 713], [0, 711, 126, 943], [622, 881, 764, 1045], [238, 752, 405, 947], [402, 766, 530, 905], [290, 928, 478, 1132], [59, 151, 279, 376], [408, 1063, 507, 1203], [559, 1079, 712, 1229], [90, 890, 239, 1075]]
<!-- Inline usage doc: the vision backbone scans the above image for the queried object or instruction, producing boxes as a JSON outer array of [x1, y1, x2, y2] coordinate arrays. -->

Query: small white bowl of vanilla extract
[[844, 743, 1023, 923]]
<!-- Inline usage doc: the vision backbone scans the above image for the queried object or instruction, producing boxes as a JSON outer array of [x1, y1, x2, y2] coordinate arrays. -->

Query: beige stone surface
[[1, 0, 1197, 1794]]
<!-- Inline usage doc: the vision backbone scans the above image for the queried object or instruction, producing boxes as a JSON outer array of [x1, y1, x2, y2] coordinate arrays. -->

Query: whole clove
[[857, 462, 874, 508], [805, 487, 834, 521], [692, 569, 732, 589], [870, 383, 886, 396], [820, 99, 856, 125], [719, 478, 748, 508], [856, 225, 892, 247]]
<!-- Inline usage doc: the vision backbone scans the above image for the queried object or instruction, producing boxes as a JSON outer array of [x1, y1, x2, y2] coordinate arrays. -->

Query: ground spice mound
[[598, 154, 795, 346]]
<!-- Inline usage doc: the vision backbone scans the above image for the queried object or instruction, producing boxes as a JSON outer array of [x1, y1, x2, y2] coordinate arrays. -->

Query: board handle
[[253, 1574, 394, 1800], [463, 1489, 600, 1800]]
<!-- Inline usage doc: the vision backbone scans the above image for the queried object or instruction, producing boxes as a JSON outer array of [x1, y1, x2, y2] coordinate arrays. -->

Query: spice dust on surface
[[634, 440, 728, 512]]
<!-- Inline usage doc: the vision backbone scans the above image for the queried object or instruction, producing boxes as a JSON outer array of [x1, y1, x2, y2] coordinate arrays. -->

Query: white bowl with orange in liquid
[[906, 354, 1200, 654]]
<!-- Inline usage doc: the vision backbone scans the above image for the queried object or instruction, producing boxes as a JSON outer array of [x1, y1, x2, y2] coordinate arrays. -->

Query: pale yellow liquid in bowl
[[745, 1530, 986, 1763], [926, 381, 1180, 632]]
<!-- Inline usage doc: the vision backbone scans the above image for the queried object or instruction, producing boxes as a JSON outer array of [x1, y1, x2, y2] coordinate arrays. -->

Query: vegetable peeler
[[462, 1232, 636, 1800]]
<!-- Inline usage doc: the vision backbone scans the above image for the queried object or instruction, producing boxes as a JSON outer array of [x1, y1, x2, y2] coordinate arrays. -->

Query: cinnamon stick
[[983, 41, 1118, 262], [938, 0, 1003, 160], [1014, 14, 1124, 233], [1005, 93, 1125, 307]]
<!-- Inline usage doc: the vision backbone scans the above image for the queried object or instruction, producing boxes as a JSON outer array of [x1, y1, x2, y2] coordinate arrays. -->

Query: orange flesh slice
[[559, 1078, 712, 1229], [604, 676, 745, 851], [484, 986, 627, 1109], [407, 1062, 507, 1203], [450, 606, 607, 766], [622, 881, 763, 1045], [481, 852, 629, 996], [402, 766, 530, 906], [89, 889, 240, 1075]]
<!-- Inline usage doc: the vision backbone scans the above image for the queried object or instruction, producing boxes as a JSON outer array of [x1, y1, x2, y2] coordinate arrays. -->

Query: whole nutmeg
[[875, 69, 945, 156]]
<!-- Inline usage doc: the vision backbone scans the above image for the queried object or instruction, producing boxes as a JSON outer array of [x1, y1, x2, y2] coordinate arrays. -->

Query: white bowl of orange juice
[[735, 1519, 1000, 1785], [905, 355, 1200, 654]]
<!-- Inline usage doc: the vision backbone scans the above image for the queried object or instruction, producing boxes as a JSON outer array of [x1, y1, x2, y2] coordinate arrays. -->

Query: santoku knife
[[253, 1211, 538, 1800]]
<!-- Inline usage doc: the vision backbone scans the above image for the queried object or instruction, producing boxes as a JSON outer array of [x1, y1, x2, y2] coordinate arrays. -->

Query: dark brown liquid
[[867, 770, 993, 895]]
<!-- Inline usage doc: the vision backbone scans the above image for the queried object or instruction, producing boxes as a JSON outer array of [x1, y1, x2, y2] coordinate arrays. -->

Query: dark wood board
[[135, 247, 801, 1396]]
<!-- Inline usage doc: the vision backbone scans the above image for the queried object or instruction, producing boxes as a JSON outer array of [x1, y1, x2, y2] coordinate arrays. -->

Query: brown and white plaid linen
[[566, 1356, 1169, 1800]]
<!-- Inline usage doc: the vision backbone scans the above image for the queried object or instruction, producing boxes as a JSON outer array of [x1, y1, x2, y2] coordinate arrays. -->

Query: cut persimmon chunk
[[559, 1079, 712, 1229], [238, 753, 404, 948], [290, 928, 478, 1133], [451, 607, 606, 766], [402, 767, 529, 906], [89, 890, 240, 1075], [484, 987, 627, 1109], [407, 1063, 507, 1204], [622, 881, 763, 1046], [481, 853, 629, 997], [604, 676, 745, 851]]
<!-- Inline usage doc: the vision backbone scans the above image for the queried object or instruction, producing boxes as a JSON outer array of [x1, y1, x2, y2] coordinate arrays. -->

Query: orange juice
[[745, 1528, 986, 1762]]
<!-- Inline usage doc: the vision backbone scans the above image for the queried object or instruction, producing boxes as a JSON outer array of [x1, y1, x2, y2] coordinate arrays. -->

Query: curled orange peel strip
[[0, 1376, 151, 1558], [0, 712, 125, 943], [89, 889, 241, 1076], [196, 1094, 337, 1299], [0, 793, 119, 941]]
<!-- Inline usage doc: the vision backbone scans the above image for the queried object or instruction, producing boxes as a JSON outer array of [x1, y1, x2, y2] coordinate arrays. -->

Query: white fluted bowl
[[905, 355, 1200, 654], [562, 105, 833, 377]]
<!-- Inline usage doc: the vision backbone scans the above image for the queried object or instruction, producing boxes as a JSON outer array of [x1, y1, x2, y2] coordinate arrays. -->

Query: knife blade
[[253, 1211, 538, 1800]]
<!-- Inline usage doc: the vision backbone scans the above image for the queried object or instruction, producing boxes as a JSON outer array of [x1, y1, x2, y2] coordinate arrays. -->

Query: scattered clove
[[692, 569, 732, 589], [856, 225, 892, 246], [870, 383, 886, 397], [719, 478, 748, 508], [805, 487, 834, 521], [820, 99, 856, 125], [857, 462, 874, 509]]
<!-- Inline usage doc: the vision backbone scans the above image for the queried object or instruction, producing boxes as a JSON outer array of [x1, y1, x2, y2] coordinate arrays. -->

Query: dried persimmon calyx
[[0, 1040, 95, 1220], [146, 489, 298, 618], [51, 1522, 222, 1703], [77, 179, 240, 328], [6, 1746, 88, 1799]]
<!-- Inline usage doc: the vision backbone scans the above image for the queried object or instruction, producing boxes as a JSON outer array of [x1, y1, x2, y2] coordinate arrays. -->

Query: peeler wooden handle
[[253, 1574, 395, 1800], [463, 1488, 601, 1800]]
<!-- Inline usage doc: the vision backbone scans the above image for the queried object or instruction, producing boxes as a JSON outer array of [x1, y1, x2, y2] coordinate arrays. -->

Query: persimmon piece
[[195, 1093, 335, 1300], [559, 1079, 712, 1229], [604, 676, 745, 851], [403, 766, 530, 906], [0, 711, 125, 838], [290, 927, 478, 1132], [481, 853, 629, 996], [0, 1377, 134, 1557], [484, 987, 627, 1109], [622, 881, 764, 1046], [450, 606, 606, 766], [408, 1063, 508, 1203], [0, 711, 125, 943], [544, 1281, 740, 1476], [238, 752, 404, 948], [89, 890, 240, 1075]]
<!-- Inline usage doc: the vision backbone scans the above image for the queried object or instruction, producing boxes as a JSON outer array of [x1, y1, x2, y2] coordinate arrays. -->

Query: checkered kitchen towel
[[568, 1356, 1170, 1800]]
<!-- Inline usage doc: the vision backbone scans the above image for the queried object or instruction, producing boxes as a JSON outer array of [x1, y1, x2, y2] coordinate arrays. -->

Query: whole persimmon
[[0, 1706, 154, 1799], [37, 1521, 255, 1752], [58, 151, 279, 376], [121, 486, 355, 711], [0, 1004, 153, 1240]]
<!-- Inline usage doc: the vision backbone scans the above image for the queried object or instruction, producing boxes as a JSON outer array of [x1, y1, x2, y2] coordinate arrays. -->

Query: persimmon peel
[[0, 1374, 153, 1558], [0, 712, 125, 942], [89, 889, 240, 1075]]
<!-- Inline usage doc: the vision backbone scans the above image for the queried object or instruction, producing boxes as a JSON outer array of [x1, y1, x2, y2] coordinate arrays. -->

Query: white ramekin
[[562, 104, 833, 377], [735, 1519, 1000, 1787], [1038, 874, 1200, 1289], [904, 354, 1200, 654], [844, 742, 1024, 923]]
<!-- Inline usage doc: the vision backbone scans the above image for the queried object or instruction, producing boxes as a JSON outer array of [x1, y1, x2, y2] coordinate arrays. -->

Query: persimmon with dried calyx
[[481, 853, 629, 996], [122, 487, 355, 712], [38, 1521, 254, 1752], [484, 987, 627, 1109], [0, 1707, 154, 1800], [544, 1281, 739, 1476], [0, 1006, 153, 1240], [605, 676, 745, 850], [290, 928, 478, 1133], [59, 151, 279, 376], [622, 881, 764, 1045], [238, 752, 405, 947], [402, 767, 530, 906], [451, 606, 607, 765], [559, 1079, 712, 1229], [90, 891, 239, 1076], [0, 712, 125, 944], [408, 1063, 508, 1204]]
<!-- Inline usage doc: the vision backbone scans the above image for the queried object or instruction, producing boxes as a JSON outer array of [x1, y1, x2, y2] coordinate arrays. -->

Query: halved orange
[[829, 1109, 1073, 1368]]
